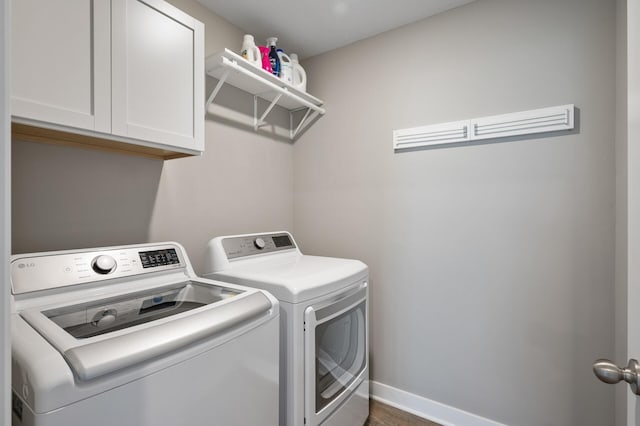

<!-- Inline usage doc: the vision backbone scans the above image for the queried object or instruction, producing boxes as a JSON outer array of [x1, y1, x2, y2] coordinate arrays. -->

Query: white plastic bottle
[[278, 49, 293, 85], [290, 53, 307, 92], [240, 34, 261, 67]]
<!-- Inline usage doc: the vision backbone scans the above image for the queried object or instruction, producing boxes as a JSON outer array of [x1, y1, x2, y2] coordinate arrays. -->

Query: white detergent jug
[[240, 34, 261, 67], [290, 53, 307, 92], [278, 49, 293, 85]]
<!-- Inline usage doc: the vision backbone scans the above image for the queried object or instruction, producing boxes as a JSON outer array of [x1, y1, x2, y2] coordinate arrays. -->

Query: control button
[[254, 238, 266, 249], [91, 255, 117, 275]]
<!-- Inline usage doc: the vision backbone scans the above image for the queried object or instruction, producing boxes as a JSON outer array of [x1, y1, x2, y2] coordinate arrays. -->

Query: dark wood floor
[[365, 399, 442, 426]]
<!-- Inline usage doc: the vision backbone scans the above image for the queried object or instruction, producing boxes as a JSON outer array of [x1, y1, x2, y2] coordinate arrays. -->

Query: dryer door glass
[[314, 300, 366, 412]]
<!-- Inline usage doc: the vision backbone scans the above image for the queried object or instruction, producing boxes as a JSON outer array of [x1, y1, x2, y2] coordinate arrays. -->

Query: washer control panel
[[11, 243, 185, 295], [222, 232, 296, 259]]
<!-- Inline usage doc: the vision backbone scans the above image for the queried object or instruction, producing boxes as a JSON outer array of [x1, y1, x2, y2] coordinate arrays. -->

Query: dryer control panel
[[11, 243, 186, 295], [222, 232, 296, 259]]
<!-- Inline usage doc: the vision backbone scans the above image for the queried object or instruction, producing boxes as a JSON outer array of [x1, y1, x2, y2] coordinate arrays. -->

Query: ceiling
[[196, 0, 475, 59]]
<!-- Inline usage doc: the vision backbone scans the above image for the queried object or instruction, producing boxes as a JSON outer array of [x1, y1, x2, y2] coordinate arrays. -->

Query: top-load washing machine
[[10, 241, 279, 426], [204, 231, 369, 426]]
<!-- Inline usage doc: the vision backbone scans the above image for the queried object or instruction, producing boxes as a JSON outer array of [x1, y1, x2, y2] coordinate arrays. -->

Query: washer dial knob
[[254, 237, 266, 250], [92, 255, 117, 274]]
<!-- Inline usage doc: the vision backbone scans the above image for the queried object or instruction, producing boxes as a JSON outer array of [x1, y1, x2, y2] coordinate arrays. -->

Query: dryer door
[[304, 281, 368, 426]]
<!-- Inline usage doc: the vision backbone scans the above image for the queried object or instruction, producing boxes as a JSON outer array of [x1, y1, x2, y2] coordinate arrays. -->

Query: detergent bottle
[[277, 49, 293, 85], [240, 34, 261, 67], [266, 37, 280, 77], [258, 46, 272, 74], [290, 53, 307, 92]]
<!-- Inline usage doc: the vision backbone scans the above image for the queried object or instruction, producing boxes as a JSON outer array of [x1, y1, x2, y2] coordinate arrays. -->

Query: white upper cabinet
[[111, 0, 204, 151], [11, 0, 204, 158], [12, 0, 111, 133]]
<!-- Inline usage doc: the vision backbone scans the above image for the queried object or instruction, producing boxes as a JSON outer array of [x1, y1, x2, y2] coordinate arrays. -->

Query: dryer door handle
[[314, 283, 367, 323]]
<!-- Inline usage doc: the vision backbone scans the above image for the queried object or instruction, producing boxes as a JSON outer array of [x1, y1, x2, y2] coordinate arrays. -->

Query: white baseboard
[[370, 381, 506, 426]]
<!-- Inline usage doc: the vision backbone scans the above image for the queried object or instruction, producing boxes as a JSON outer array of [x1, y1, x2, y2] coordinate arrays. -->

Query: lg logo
[[17, 263, 36, 269]]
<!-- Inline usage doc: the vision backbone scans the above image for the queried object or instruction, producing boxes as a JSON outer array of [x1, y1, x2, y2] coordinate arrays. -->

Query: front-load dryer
[[204, 231, 369, 426], [10, 242, 279, 426]]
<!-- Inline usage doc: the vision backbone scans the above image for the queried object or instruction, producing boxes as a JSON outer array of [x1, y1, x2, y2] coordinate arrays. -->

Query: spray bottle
[[266, 37, 280, 77]]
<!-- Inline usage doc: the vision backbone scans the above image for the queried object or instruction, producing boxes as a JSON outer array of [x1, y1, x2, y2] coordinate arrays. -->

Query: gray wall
[[293, 1, 616, 425], [12, 0, 294, 273]]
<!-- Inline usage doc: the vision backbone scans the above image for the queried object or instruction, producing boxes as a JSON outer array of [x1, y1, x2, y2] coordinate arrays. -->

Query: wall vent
[[393, 120, 470, 150], [393, 104, 574, 151]]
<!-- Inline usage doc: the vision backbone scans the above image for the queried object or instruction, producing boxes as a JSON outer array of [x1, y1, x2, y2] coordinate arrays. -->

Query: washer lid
[[210, 254, 368, 303], [19, 280, 273, 381]]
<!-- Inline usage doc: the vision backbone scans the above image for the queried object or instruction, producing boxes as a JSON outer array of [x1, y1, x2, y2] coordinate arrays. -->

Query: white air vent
[[473, 105, 573, 140], [393, 120, 470, 150], [394, 104, 574, 151]]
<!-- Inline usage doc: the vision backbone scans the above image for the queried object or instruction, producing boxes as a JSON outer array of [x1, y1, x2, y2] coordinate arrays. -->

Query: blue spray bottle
[[266, 37, 280, 77]]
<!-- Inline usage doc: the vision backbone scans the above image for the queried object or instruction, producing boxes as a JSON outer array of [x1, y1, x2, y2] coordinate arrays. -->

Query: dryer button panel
[[222, 233, 296, 259]]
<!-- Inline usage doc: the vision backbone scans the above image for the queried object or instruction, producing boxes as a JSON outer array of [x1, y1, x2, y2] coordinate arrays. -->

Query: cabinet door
[[11, 0, 111, 133], [111, 0, 204, 151]]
